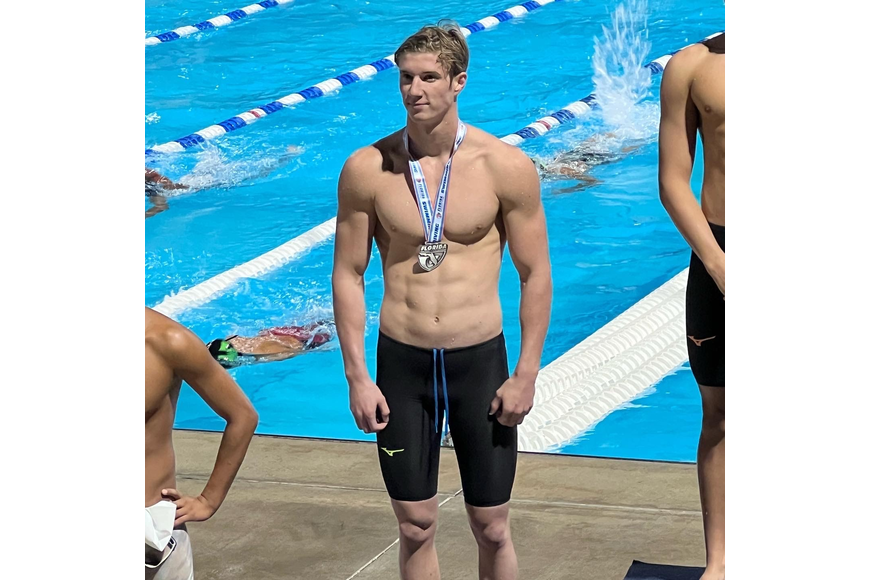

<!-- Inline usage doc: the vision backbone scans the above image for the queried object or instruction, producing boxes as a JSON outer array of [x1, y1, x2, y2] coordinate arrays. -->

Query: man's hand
[[162, 488, 218, 525], [489, 375, 535, 427], [705, 254, 725, 298], [349, 378, 390, 434]]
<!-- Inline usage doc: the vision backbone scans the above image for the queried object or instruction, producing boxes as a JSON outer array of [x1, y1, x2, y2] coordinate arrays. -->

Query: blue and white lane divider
[[153, 219, 337, 318], [145, 0, 295, 46], [145, 0, 563, 155], [500, 31, 723, 146]]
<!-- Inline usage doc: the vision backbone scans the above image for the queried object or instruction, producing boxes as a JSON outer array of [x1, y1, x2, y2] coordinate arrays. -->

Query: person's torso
[[691, 49, 725, 225], [145, 335, 179, 506], [372, 129, 506, 348]]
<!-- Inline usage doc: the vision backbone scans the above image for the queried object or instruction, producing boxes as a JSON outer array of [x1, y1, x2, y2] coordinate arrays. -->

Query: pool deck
[[175, 430, 705, 579]]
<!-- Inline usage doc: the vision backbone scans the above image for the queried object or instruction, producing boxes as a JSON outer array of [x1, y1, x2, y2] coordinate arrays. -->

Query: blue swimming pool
[[146, 0, 724, 462]]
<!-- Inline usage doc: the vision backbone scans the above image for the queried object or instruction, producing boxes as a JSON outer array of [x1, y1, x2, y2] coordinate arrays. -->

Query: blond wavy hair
[[395, 20, 470, 79]]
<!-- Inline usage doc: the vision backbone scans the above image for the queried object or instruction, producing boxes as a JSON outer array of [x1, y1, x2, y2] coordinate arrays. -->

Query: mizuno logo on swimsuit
[[688, 335, 716, 346], [380, 448, 405, 457]]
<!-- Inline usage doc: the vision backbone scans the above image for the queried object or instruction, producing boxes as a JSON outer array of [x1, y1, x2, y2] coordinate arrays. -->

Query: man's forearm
[[660, 183, 724, 268], [332, 274, 370, 383], [514, 269, 552, 379], [199, 412, 257, 509]]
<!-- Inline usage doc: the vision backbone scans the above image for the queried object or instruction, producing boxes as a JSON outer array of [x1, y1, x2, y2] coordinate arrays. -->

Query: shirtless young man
[[145, 307, 258, 578], [331, 21, 552, 580], [658, 33, 725, 580]]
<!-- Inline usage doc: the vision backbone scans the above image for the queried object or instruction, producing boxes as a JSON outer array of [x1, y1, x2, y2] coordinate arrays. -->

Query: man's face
[[398, 52, 466, 122]]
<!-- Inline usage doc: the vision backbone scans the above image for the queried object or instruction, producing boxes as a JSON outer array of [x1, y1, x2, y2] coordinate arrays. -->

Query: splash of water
[[591, 0, 657, 142], [174, 144, 303, 192]]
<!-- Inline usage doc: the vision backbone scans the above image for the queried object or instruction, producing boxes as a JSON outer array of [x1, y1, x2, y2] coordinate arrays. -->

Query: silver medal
[[417, 242, 448, 272]]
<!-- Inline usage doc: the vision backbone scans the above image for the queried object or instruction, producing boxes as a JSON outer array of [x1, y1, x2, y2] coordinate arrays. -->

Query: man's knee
[[702, 406, 725, 437], [700, 386, 725, 437], [702, 416, 725, 439], [398, 512, 437, 546], [469, 513, 510, 549]]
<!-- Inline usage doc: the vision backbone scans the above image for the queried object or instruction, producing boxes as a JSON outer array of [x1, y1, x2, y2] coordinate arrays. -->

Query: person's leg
[[552, 173, 601, 195], [445, 334, 518, 580], [684, 223, 725, 579], [375, 333, 442, 579], [391, 498, 441, 580], [698, 385, 725, 580], [465, 503, 516, 580]]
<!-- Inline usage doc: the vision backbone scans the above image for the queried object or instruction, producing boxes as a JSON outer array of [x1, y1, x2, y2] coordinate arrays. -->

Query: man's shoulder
[[464, 124, 510, 151], [460, 126, 538, 204], [465, 125, 533, 174], [665, 44, 710, 77], [342, 130, 403, 177], [145, 308, 197, 364]]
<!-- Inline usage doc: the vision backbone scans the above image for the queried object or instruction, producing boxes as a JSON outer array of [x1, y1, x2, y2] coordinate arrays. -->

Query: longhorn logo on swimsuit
[[688, 335, 717, 347], [418, 242, 448, 272], [380, 448, 405, 457]]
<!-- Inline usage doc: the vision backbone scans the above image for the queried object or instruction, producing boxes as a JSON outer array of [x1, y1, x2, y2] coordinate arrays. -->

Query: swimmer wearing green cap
[[206, 320, 335, 368]]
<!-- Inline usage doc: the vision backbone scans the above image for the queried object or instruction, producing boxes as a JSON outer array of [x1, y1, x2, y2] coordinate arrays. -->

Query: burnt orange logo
[[688, 335, 716, 346]]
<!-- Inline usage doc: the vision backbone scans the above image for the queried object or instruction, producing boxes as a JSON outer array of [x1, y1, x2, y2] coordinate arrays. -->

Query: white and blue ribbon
[[145, 0, 295, 46], [404, 122, 467, 243]]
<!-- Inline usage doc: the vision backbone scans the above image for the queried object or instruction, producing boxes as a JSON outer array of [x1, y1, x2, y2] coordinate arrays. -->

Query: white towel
[[145, 501, 177, 551]]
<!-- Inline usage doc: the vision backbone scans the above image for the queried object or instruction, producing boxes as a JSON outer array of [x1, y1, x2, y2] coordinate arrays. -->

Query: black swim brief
[[685, 222, 725, 387], [375, 332, 517, 507]]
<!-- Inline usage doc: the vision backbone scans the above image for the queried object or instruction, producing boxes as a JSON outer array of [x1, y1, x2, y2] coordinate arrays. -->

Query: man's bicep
[[334, 211, 374, 277], [502, 160, 550, 278], [659, 57, 698, 182], [334, 162, 376, 277], [507, 205, 550, 278]]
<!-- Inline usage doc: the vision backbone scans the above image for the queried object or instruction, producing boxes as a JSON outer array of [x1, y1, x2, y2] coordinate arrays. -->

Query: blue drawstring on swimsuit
[[432, 349, 449, 436]]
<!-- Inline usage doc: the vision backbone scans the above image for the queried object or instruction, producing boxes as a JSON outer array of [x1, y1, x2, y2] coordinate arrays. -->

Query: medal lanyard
[[403, 121, 466, 243]]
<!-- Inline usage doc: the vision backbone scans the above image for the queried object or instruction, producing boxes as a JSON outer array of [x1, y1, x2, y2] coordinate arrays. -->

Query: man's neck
[[405, 111, 460, 160]]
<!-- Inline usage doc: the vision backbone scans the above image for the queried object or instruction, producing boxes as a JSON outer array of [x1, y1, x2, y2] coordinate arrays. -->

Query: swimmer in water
[[533, 132, 644, 193], [145, 168, 188, 218], [206, 319, 335, 368], [145, 145, 303, 219]]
